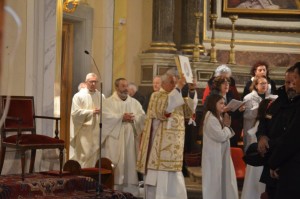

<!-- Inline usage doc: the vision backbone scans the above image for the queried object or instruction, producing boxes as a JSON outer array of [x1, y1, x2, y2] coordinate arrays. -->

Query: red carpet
[[0, 173, 135, 199]]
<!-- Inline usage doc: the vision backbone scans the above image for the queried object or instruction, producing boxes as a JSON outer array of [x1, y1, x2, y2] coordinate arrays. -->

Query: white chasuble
[[101, 92, 145, 186], [70, 89, 105, 168]]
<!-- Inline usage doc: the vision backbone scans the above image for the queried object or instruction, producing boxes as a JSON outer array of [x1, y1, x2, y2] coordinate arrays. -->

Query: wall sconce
[[63, 0, 81, 13]]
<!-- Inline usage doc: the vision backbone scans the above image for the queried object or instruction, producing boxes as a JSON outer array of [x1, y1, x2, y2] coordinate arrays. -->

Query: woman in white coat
[[201, 94, 238, 199], [243, 76, 270, 151], [241, 76, 271, 199]]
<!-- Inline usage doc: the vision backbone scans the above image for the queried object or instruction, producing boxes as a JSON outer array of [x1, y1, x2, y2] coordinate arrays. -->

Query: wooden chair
[[230, 147, 246, 189], [230, 147, 246, 180], [0, 96, 65, 180], [63, 158, 114, 189], [94, 157, 114, 189]]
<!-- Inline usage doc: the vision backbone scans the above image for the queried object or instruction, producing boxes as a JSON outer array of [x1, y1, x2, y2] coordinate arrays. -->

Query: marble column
[[148, 0, 177, 53], [0, 0, 3, 77], [180, 0, 205, 55]]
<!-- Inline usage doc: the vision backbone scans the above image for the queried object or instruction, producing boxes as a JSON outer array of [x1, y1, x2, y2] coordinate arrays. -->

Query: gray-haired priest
[[136, 73, 198, 199]]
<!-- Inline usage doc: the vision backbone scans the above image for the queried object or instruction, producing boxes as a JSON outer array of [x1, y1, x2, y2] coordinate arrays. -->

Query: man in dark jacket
[[257, 65, 296, 199], [128, 82, 146, 110], [264, 62, 300, 199]]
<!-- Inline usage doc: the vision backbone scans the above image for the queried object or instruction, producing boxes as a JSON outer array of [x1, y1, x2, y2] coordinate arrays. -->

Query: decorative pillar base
[[209, 48, 218, 63], [181, 44, 205, 55], [147, 42, 177, 53]]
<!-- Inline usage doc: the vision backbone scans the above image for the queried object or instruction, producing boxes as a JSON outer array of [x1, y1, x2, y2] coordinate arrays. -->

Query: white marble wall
[[90, 0, 114, 96], [2, 0, 61, 175], [41, 0, 57, 135], [63, 3, 94, 97], [63, 0, 114, 96]]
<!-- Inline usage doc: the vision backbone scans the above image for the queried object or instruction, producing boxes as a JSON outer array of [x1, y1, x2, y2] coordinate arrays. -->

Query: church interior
[[0, 0, 299, 198]]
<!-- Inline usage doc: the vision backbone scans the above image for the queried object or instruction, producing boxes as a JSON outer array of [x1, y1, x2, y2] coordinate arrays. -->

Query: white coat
[[243, 90, 264, 150]]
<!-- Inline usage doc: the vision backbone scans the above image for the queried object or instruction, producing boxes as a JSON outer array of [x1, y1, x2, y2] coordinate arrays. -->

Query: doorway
[[61, 22, 74, 159]]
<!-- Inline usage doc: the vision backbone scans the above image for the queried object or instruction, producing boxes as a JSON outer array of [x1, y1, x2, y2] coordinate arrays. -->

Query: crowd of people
[[69, 61, 300, 199]]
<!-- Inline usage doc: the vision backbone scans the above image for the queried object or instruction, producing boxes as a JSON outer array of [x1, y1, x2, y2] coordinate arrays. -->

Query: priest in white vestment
[[70, 73, 105, 168], [101, 78, 145, 196], [136, 73, 197, 199]]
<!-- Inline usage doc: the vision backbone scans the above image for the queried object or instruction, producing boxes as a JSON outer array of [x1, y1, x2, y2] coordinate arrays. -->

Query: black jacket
[[256, 86, 295, 187], [268, 94, 300, 198], [132, 91, 145, 110]]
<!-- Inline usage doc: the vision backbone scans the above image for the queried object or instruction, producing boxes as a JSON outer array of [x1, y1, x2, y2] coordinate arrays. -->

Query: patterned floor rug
[[0, 173, 135, 199]]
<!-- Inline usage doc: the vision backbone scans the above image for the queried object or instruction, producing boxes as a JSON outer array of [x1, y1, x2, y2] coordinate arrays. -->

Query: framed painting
[[209, 0, 300, 33], [223, 0, 300, 15]]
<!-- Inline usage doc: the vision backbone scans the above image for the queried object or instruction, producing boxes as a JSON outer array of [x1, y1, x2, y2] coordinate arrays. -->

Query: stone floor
[[136, 167, 202, 199], [136, 166, 244, 199], [185, 175, 202, 199], [136, 177, 201, 199]]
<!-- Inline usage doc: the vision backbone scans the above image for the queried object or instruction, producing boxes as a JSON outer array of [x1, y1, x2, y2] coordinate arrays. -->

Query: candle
[[211, 0, 217, 14]]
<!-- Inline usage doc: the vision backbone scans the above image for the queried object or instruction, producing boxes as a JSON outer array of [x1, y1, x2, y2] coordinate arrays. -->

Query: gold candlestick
[[209, 14, 218, 63], [228, 15, 238, 65], [193, 12, 203, 62]]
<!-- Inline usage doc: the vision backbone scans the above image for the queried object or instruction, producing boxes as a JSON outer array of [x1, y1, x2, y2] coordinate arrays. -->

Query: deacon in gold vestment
[[136, 73, 197, 199]]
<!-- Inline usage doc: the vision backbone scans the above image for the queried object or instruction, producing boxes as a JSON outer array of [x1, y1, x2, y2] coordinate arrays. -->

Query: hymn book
[[226, 99, 249, 112], [175, 55, 193, 83]]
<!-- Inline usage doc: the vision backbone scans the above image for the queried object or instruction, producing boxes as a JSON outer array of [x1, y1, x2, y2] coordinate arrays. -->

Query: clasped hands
[[93, 108, 101, 116], [122, 113, 135, 123], [223, 113, 231, 127]]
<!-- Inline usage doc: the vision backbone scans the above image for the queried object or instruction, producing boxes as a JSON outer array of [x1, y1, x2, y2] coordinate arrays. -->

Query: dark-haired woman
[[205, 76, 244, 147], [242, 61, 277, 100]]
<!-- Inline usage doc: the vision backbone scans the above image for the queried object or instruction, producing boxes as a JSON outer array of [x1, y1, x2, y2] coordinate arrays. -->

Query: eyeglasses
[[221, 80, 231, 85], [87, 80, 98, 84], [258, 82, 268, 85]]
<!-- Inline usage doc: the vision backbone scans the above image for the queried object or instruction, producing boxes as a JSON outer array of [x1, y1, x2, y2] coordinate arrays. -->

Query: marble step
[[187, 166, 202, 184]]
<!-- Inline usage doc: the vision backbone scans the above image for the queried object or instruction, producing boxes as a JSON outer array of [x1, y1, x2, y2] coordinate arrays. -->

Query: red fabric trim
[[192, 113, 196, 120], [3, 134, 64, 145], [164, 113, 172, 118], [267, 101, 273, 110], [202, 85, 210, 104]]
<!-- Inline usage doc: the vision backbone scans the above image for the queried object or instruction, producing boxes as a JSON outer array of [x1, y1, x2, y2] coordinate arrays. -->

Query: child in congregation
[[201, 93, 238, 199]]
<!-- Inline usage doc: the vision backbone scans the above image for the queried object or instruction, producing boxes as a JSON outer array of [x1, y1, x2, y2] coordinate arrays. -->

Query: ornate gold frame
[[223, 0, 300, 15], [202, 0, 300, 46], [219, 0, 300, 33]]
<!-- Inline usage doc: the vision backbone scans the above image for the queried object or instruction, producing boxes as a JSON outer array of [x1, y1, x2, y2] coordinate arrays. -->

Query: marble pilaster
[[42, 0, 57, 136], [148, 0, 176, 53], [180, 0, 205, 54]]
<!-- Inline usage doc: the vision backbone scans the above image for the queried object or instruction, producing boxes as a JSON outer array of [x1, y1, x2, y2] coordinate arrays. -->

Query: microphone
[[84, 50, 101, 78], [85, 50, 104, 194]]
